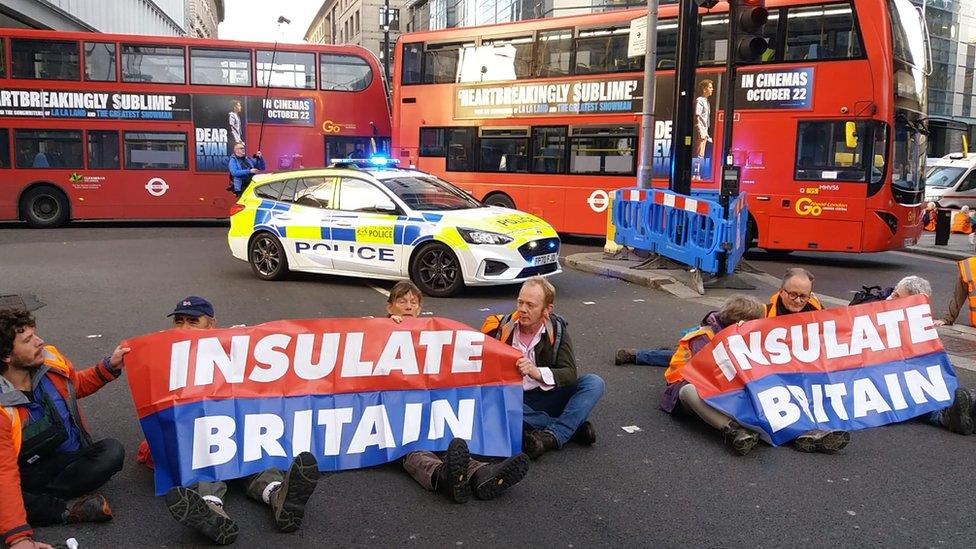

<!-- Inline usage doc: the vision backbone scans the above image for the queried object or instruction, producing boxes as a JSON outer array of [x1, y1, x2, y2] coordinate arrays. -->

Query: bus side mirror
[[844, 122, 858, 149]]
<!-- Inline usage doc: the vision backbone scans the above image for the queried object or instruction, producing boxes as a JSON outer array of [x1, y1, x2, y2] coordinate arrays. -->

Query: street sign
[[628, 16, 647, 58]]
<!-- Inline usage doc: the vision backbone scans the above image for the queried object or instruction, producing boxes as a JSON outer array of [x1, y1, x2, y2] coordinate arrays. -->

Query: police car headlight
[[457, 227, 513, 245]]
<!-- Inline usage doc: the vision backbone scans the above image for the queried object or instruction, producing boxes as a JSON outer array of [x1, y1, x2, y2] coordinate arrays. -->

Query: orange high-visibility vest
[[664, 326, 715, 384], [924, 212, 936, 231], [957, 258, 976, 326], [951, 212, 973, 234]]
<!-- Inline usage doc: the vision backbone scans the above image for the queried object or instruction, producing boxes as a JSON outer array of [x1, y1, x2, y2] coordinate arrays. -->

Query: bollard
[[935, 208, 951, 246]]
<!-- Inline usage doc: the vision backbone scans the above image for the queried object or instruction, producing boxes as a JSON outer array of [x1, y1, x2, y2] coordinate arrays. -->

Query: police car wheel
[[410, 242, 464, 297], [249, 232, 289, 280]]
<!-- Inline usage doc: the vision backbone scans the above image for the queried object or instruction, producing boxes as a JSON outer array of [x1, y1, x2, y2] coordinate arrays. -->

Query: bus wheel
[[410, 242, 465, 297], [484, 193, 515, 209], [249, 232, 289, 280], [21, 186, 69, 228]]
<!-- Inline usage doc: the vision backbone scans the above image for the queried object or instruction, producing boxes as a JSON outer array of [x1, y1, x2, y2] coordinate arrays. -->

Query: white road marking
[[583, 301, 596, 305], [367, 283, 390, 297]]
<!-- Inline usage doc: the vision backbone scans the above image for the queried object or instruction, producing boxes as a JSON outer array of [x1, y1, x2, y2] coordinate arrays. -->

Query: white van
[[925, 154, 976, 209]]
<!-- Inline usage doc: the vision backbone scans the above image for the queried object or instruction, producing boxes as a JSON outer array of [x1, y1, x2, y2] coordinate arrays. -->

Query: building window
[[14, 130, 83, 168], [190, 48, 252, 86], [87, 130, 120, 169], [320, 53, 373, 91], [569, 126, 636, 175], [122, 45, 186, 83], [257, 50, 315, 88], [84, 42, 116, 81], [124, 132, 188, 169], [11, 39, 80, 80]]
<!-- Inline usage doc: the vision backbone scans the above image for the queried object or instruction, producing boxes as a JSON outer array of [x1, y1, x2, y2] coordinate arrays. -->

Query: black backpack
[[849, 285, 893, 305]]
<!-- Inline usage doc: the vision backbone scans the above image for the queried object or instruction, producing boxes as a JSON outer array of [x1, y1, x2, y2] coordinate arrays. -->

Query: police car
[[228, 158, 561, 297]]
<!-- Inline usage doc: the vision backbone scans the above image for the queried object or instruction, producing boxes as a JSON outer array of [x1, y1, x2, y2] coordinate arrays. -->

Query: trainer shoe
[[942, 387, 974, 435], [522, 429, 559, 460], [570, 421, 597, 445], [470, 454, 530, 500], [615, 349, 636, 365], [270, 452, 321, 533], [165, 487, 238, 545], [64, 493, 113, 524], [721, 421, 759, 456], [793, 429, 851, 454], [433, 438, 471, 504]]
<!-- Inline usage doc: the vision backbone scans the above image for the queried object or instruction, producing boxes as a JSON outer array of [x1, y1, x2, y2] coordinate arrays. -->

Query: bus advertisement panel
[[0, 29, 391, 227], [391, 0, 928, 253]]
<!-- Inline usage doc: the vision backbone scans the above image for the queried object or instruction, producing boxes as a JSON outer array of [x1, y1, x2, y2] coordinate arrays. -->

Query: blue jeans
[[523, 373, 605, 447], [635, 348, 674, 367]]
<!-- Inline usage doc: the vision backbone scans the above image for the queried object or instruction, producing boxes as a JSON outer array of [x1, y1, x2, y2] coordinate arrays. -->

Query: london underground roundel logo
[[146, 177, 169, 197], [587, 189, 610, 213]]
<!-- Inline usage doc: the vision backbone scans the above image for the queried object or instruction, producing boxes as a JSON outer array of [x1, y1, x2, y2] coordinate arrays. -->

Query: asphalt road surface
[[1, 223, 974, 548]]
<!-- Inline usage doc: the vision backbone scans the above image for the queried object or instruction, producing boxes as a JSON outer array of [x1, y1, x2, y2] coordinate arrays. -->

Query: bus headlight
[[457, 227, 513, 245]]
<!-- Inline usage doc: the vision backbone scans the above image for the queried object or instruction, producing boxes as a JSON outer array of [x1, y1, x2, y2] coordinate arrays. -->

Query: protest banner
[[123, 317, 524, 495], [683, 295, 958, 445]]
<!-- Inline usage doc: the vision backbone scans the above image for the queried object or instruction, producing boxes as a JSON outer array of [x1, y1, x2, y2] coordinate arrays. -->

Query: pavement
[[3, 224, 976, 548], [904, 231, 974, 260]]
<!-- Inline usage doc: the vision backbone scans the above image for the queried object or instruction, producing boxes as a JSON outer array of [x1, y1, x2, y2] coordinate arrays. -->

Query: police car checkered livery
[[228, 160, 561, 296]]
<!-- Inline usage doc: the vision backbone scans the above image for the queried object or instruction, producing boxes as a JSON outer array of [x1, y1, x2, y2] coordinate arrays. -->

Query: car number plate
[[532, 253, 558, 266]]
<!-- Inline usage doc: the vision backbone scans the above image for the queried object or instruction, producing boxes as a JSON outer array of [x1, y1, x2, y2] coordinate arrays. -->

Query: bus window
[[401, 43, 423, 84], [419, 128, 447, 157], [569, 126, 636, 175], [423, 42, 467, 84], [785, 3, 862, 61], [320, 53, 372, 91], [699, 14, 729, 66], [1, 39, 6, 78], [124, 132, 187, 170], [122, 45, 185, 84], [461, 36, 533, 82], [575, 26, 641, 75], [190, 48, 251, 86], [88, 131, 120, 169], [531, 126, 567, 174], [11, 39, 79, 80], [326, 136, 390, 161], [14, 130, 83, 168], [84, 42, 116, 81], [534, 29, 572, 78], [479, 128, 529, 173], [256, 50, 315, 89], [795, 120, 868, 181], [0, 129, 9, 168], [656, 20, 678, 69], [446, 127, 476, 171]]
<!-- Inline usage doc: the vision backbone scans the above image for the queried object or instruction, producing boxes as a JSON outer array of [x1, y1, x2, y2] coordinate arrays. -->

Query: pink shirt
[[512, 322, 556, 391]]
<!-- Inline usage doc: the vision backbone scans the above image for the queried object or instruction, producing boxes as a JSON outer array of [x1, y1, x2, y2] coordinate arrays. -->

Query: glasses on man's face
[[781, 288, 811, 302]]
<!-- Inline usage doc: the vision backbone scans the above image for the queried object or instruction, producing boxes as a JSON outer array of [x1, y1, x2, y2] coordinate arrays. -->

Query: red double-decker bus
[[0, 29, 391, 227], [391, 0, 929, 253]]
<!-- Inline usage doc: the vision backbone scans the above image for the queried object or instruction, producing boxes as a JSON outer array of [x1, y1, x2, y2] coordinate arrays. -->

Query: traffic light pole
[[715, 0, 739, 281], [668, 0, 701, 196]]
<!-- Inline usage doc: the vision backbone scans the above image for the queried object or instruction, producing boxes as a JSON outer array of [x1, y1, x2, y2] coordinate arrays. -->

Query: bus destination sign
[[0, 89, 191, 120], [454, 77, 642, 119], [734, 68, 814, 110]]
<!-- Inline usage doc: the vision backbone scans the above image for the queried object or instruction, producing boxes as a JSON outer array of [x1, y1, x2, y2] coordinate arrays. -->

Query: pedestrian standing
[[227, 142, 265, 197]]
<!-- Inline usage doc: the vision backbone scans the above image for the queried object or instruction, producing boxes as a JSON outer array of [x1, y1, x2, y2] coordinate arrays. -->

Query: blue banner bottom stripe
[[702, 352, 959, 446], [142, 385, 524, 495]]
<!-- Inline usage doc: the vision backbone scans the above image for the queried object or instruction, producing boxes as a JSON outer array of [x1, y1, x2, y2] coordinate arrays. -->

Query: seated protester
[[481, 276, 605, 460], [950, 206, 973, 234], [766, 267, 824, 317], [662, 295, 766, 455], [158, 297, 321, 545], [936, 257, 976, 327], [921, 202, 936, 232], [1, 308, 129, 549], [883, 277, 975, 435], [388, 282, 529, 503]]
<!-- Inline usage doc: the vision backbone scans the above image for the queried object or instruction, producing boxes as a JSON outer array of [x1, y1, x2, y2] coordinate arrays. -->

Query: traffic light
[[733, 0, 769, 64]]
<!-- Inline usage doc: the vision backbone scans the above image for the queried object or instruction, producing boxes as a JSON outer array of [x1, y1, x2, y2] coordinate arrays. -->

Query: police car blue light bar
[[328, 156, 399, 167]]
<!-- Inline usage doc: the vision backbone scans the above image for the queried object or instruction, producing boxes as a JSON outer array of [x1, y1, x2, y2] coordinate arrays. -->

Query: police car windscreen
[[379, 176, 481, 211], [925, 166, 965, 187]]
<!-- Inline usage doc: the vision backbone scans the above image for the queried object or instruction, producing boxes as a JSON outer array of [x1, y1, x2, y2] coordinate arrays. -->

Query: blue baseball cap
[[167, 296, 214, 318]]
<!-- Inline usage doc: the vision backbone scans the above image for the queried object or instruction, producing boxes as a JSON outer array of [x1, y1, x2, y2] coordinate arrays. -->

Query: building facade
[[0, 0, 186, 35], [305, 0, 410, 79], [185, 0, 224, 38]]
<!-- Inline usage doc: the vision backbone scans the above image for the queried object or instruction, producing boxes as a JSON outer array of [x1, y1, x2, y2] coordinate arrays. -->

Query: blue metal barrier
[[612, 188, 749, 275]]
